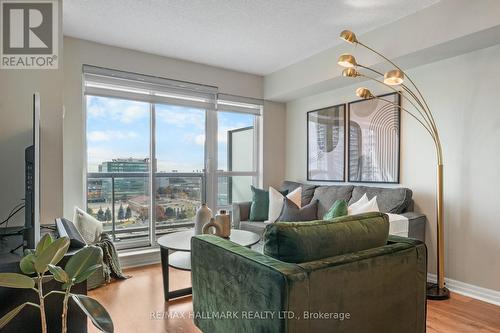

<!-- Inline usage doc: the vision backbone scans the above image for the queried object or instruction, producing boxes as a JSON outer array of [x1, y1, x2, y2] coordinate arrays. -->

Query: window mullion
[[149, 103, 156, 245], [205, 107, 218, 210]]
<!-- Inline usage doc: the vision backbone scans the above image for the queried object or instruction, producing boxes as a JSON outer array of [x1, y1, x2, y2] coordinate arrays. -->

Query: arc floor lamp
[[337, 30, 449, 300]]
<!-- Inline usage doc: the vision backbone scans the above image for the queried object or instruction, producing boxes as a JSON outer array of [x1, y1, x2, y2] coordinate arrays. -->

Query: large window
[[84, 66, 262, 249]]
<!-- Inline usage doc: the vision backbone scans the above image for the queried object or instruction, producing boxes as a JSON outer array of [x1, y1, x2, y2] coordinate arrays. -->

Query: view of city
[[86, 95, 255, 244], [87, 158, 204, 241]]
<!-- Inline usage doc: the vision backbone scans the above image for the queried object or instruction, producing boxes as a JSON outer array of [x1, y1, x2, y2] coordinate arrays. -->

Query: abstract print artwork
[[348, 93, 400, 183], [307, 104, 345, 181]]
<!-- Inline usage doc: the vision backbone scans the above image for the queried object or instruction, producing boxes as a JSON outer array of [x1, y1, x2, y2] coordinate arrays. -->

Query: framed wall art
[[348, 92, 401, 183], [307, 104, 346, 182]]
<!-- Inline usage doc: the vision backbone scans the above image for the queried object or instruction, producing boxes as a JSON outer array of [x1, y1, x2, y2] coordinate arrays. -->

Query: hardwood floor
[[89, 264, 500, 333]]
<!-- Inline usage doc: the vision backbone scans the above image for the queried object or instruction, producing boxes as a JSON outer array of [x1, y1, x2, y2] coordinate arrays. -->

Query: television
[[24, 93, 41, 249]]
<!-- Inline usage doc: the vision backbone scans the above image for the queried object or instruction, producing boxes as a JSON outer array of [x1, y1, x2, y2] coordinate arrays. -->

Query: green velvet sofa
[[191, 212, 427, 333]]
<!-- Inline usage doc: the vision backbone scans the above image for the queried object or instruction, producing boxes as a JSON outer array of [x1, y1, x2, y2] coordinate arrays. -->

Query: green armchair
[[191, 212, 427, 333]]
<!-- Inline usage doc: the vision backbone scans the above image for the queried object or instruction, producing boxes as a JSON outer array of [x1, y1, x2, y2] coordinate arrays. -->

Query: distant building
[[99, 158, 149, 172], [98, 158, 150, 201]]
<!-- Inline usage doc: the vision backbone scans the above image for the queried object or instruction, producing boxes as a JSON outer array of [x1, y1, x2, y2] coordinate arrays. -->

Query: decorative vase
[[202, 218, 221, 235], [195, 203, 212, 235], [215, 210, 231, 238]]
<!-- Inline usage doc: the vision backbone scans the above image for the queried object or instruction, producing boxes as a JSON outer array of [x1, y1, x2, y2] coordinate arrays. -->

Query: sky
[[86, 95, 254, 173]]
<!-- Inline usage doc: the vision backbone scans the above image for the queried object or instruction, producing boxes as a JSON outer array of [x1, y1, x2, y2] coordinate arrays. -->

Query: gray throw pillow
[[281, 181, 317, 206], [277, 198, 318, 222]]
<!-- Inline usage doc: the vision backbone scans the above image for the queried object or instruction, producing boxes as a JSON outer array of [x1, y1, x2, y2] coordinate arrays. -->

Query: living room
[[1, 0, 499, 332]]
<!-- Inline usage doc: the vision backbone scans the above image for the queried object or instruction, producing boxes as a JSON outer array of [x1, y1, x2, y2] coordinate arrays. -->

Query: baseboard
[[119, 248, 160, 269], [428, 273, 500, 306]]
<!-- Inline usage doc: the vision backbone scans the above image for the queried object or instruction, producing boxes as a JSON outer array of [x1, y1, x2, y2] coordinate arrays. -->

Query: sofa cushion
[[349, 186, 412, 213], [323, 199, 348, 220], [277, 198, 318, 222], [263, 212, 389, 263], [311, 185, 354, 219], [268, 187, 302, 223], [249, 186, 288, 221], [239, 221, 268, 236], [281, 181, 317, 206]]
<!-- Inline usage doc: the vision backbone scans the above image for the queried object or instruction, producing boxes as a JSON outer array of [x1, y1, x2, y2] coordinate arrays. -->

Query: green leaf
[[20, 253, 36, 274], [34, 237, 70, 273], [0, 303, 27, 329], [73, 264, 101, 285], [48, 264, 69, 283], [65, 247, 102, 281], [0, 273, 35, 289], [23, 248, 35, 257], [35, 233, 53, 255], [71, 294, 113, 333]]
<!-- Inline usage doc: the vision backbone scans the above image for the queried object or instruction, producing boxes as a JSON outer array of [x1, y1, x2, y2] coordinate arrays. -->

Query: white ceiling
[[63, 0, 439, 75]]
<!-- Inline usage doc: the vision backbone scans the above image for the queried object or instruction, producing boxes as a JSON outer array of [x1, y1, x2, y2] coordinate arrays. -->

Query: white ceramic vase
[[215, 210, 231, 238], [195, 203, 212, 235]]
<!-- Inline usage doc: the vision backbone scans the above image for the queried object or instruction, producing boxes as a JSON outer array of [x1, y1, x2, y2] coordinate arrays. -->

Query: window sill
[[118, 246, 161, 269]]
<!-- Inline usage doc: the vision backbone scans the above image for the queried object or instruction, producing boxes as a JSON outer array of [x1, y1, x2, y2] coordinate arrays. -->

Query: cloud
[[180, 123, 252, 146], [88, 130, 139, 142], [195, 134, 205, 146], [156, 107, 204, 130], [87, 97, 149, 123]]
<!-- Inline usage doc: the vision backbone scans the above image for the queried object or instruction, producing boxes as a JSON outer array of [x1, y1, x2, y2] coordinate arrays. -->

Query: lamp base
[[426, 282, 450, 300]]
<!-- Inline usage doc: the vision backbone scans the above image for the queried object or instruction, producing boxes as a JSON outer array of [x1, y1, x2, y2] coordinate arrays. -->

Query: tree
[[138, 210, 148, 223], [104, 207, 112, 221], [165, 207, 175, 219], [125, 206, 132, 219], [117, 204, 125, 220], [97, 207, 105, 221], [178, 209, 187, 220], [156, 206, 166, 221]]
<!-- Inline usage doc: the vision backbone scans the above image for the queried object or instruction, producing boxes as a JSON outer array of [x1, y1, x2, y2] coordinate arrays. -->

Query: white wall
[[0, 70, 63, 227], [285, 43, 500, 292], [0, 4, 63, 227], [263, 101, 286, 189], [63, 37, 286, 217]]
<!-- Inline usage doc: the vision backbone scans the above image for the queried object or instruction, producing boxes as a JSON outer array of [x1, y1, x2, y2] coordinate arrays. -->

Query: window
[[84, 66, 262, 249]]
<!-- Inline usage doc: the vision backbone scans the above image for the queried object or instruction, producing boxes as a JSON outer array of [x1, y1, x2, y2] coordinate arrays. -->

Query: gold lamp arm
[[355, 71, 436, 136], [354, 61, 440, 141], [377, 98, 435, 141], [376, 97, 440, 162], [357, 41, 440, 136]]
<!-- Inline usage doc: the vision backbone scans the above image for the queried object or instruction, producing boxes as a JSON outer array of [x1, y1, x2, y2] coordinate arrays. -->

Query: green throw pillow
[[323, 199, 348, 220], [249, 186, 288, 221]]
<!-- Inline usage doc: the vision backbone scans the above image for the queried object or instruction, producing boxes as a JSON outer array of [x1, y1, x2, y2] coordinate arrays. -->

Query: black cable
[[1, 203, 25, 228], [41, 225, 57, 231]]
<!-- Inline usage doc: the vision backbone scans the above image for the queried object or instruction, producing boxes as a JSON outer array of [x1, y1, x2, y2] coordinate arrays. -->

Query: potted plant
[[0, 234, 113, 333]]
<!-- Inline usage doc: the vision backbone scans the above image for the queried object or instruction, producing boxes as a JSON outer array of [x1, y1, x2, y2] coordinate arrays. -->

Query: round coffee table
[[157, 229, 260, 301]]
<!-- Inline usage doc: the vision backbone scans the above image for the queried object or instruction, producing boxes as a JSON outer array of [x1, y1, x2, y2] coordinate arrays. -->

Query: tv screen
[[24, 93, 41, 249]]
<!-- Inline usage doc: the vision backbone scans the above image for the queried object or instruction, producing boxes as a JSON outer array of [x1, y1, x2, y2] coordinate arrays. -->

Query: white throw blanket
[[386, 213, 409, 237]]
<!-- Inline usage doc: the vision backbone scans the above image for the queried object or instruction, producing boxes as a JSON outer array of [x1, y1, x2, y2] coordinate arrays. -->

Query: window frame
[[83, 66, 262, 250]]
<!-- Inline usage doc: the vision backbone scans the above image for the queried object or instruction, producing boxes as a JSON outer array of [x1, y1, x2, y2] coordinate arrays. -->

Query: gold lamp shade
[[338, 54, 357, 68], [339, 30, 358, 44], [356, 87, 374, 99], [384, 69, 405, 85], [342, 68, 359, 78]]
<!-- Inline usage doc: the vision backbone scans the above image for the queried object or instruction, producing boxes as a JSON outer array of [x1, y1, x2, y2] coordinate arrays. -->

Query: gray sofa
[[232, 180, 426, 241]]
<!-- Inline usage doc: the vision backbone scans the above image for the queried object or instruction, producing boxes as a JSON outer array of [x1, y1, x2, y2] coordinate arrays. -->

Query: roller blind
[[217, 93, 263, 116], [83, 65, 218, 109]]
